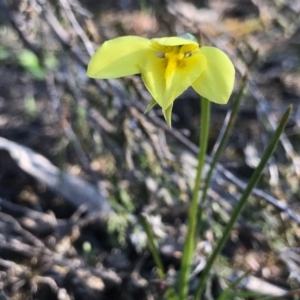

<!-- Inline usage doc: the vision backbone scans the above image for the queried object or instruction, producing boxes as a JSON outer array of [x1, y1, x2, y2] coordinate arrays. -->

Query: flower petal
[[192, 47, 235, 104], [141, 51, 206, 109], [151, 36, 199, 47], [162, 103, 173, 127], [87, 36, 152, 78]]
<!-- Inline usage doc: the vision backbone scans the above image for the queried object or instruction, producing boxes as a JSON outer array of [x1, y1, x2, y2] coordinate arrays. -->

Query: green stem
[[140, 213, 165, 279], [194, 105, 292, 299], [141, 214, 179, 300], [217, 270, 251, 300], [179, 98, 210, 300]]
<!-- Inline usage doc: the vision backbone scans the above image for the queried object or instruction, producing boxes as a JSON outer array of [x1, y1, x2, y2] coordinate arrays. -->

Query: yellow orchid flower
[[87, 34, 235, 126]]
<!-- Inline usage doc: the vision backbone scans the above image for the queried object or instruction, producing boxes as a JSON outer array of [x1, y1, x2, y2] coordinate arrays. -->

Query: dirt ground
[[0, 0, 300, 299]]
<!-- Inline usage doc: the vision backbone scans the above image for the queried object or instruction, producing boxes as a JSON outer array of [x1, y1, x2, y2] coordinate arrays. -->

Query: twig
[[0, 197, 56, 237], [0, 211, 51, 252], [33, 0, 89, 66], [58, 0, 94, 56]]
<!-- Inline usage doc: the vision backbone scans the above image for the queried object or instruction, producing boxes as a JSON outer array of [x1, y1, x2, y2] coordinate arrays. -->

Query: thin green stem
[[140, 213, 165, 279], [179, 98, 210, 300], [194, 105, 292, 299], [217, 270, 251, 300], [200, 73, 248, 206], [141, 214, 179, 300]]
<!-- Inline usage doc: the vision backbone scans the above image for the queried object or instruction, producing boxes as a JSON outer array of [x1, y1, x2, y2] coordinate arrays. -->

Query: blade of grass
[[179, 98, 211, 300], [140, 213, 165, 279], [140, 213, 179, 300], [194, 105, 292, 299], [217, 270, 251, 300]]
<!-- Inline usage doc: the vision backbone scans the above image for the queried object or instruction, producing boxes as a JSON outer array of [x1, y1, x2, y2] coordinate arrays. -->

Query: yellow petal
[[87, 36, 152, 78], [192, 47, 235, 104], [151, 36, 199, 47], [141, 51, 206, 110], [162, 103, 173, 127]]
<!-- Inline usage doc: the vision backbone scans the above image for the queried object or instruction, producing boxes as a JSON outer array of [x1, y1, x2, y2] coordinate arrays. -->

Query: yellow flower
[[87, 34, 235, 126]]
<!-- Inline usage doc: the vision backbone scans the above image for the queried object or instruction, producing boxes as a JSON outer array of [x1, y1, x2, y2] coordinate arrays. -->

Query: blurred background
[[0, 0, 300, 299]]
